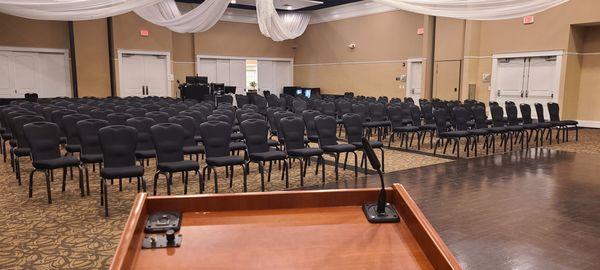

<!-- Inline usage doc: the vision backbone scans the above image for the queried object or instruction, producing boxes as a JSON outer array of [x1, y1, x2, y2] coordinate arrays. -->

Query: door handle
[[454, 88, 457, 92]]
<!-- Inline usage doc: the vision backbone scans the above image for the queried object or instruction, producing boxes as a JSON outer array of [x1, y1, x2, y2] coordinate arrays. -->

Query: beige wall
[[73, 19, 111, 97], [0, 13, 69, 49], [294, 10, 425, 97]]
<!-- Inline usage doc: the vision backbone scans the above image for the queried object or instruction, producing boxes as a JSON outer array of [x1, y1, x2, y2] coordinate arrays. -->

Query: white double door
[[492, 52, 561, 119], [121, 53, 169, 97], [257, 60, 291, 96], [406, 59, 423, 101], [197, 58, 246, 94], [0, 49, 71, 98]]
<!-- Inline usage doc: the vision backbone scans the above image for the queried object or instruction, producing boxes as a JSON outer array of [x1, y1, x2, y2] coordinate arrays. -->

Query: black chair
[[11, 115, 46, 185], [274, 111, 297, 145], [107, 112, 133, 125], [150, 123, 200, 195], [169, 116, 204, 161], [343, 113, 384, 173], [451, 106, 474, 157], [266, 107, 284, 138], [62, 113, 91, 155], [432, 109, 469, 158], [77, 119, 109, 195], [90, 108, 114, 120], [199, 121, 247, 193], [208, 114, 247, 155], [280, 116, 325, 185], [241, 112, 279, 148], [254, 95, 268, 115], [125, 108, 148, 117], [236, 94, 249, 107], [364, 102, 390, 140], [487, 105, 510, 153], [292, 99, 307, 115], [387, 105, 419, 149], [126, 117, 157, 165], [314, 115, 357, 180], [336, 100, 352, 136], [471, 105, 492, 155], [24, 122, 83, 204], [159, 107, 178, 117], [98, 125, 145, 216], [519, 103, 541, 147], [242, 104, 259, 113], [145, 111, 170, 124], [548, 102, 578, 142], [534, 103, 555, 145], [50, 109, 77, 144], [240, 119, 287, 190], [505, 103, 526, 150], [302, 110, 321, 143]]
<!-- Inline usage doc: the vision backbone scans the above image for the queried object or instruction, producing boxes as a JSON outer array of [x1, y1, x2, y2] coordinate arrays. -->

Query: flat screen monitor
[[224, 86, 236, 94], [295, 89, 303, 96], [304, 89, 312, 98], [186, 76, 208, 84], [211, 83, 225, 92]]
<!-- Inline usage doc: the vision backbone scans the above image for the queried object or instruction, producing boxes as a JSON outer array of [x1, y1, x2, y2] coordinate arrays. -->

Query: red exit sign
[[140, 29, 149, 37], [417, 27, 425, 35], [523, 16, 535, 25]]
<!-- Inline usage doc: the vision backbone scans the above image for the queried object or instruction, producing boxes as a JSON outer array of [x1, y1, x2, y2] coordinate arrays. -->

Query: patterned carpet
[[0, 136, 452, 269]]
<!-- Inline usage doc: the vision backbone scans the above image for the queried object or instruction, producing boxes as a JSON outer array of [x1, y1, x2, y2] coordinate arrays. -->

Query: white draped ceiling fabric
[[135, 0, 229, 33], [255, 0, 311, 41], [372, 0, 570, 20]]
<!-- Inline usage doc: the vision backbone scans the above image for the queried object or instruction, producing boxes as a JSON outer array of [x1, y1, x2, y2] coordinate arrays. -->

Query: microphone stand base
[[362, 202, 401, 223]]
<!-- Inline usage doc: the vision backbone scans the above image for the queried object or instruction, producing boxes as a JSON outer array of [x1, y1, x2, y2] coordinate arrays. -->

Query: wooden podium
[[111, 184, 461, 269]]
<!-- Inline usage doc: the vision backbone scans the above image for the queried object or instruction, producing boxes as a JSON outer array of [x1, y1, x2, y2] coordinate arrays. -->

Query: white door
[[257, 60, 274, 92], [120, 53, 169, 97], [274, 61, 291, 96], [229, 59, 246, 94], [121, 54, 146, 97], [525, 56, 557, 119], [144, 55, 169, 96], [216, 59, 230, 84], [0, 51, 12, 98], [197, 58, 217, 83], [495, 57, 526, 111], [37, 52, 69, 98], [406, 60, 423, 101], [12, 52, 38, 97]]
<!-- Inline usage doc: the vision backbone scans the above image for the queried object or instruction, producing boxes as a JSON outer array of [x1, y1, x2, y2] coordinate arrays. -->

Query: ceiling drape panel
[[135, 0, 230, 33], [0, 0, 163, 21], [371, 0, 569, 20], [256, 0, 310, 41]]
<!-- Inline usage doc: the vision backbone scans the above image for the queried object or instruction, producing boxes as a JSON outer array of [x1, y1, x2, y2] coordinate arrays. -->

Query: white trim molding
[[294, 59, 410, 67], [577, 120, 600, 129]]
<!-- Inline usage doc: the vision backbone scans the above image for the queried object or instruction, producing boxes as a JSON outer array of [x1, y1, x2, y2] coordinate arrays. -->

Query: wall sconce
[[348, 43, 357, 49]]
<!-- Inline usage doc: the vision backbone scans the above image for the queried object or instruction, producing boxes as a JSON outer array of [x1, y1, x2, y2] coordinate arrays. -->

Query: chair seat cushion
[[351, 141, 384, 149], [559, 120, 578, 126], [537, 122, 554, 128], [13, 147, 30, 157], [419, 124, 436, 131], [393, 126, 419, 132], [81, 154, 103, 163], [307, 134, 319, 142], [65, 144, 81, 153], [1, 133, 12, 140], [440, 131, 469, 138], [467, 120, 476, 127], [229, 141, 247, 151], [468, 129, 488, 136], [321, 144, 356, 153], [231, 133, 245, 141], [206, 156, 246, 166], [287, 147, 324, 157], [135, 149, 156, 159], [101, 165, 144, 179], [522, 124, 539, 130], [487, 127, 507, 133], [183, 145, 204, 154], [506, 125, 524, 132], [158, 160, 199, 172], [267, 139, 279, 147], [249, 150, 287, 161], [33, 156, 80, 170]]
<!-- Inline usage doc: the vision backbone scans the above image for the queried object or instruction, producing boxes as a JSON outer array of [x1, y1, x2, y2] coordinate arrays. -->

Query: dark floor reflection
[[299, 148, 600, 270]]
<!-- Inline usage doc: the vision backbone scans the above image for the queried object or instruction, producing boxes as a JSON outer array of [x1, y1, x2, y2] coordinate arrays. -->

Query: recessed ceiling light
[[230, 0, 236, 3], [285, 4, 293, 10]]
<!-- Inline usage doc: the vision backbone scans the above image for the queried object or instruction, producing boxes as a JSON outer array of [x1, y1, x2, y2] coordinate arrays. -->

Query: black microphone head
[[361, 137, 381, 171]]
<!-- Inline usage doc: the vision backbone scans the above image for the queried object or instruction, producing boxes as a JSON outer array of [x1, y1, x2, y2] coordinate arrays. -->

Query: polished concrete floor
[[301, 148, 600, 270]]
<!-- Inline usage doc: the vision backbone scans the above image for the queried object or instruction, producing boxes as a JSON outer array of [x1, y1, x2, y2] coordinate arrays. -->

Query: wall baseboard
[[577, 120, 600, 128]]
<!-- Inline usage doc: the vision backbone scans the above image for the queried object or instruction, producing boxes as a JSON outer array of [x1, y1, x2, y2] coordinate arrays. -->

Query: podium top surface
[[111, 184, 460, 270]]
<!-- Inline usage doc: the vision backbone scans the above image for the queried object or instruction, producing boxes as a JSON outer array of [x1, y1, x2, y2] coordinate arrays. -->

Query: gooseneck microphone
[[361, 137, 400, 223]]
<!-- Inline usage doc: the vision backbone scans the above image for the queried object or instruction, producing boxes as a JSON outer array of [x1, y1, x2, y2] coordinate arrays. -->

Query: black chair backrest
[[236, 95, 249, 107], [266, 107, 283, 131], [159, 107, 178, 117], [452, 106, 469, 131], [199, 121, 232, 158], [106, 113, 133, 126], [342, 113, 363, 144], [50, 109, 77, 136], [168, 116, 196, 147], [314, 115, 338, 147], [302, 110, 321, 139], [126, 117, 156, 151], [505, 103, 521, 126], [62, 114, 91, 146], [206, 114, 230, 126], [114, 105, 133, 112], [254, 95, 268, 115], [240, 119, 270, 154], [520, 103, 534, 124], [336, 100, 352, 116], [242, 104, 259, 113], [410, 106, 422, 127], [472, 105, 488, 129], [292, 99, 307, 114], [387, 105, 404, 128], [432, 108, 449, 135], [90, 108, 114, 120], [547, 102, 560, 122], [151, 123, 185, 163], [7, 110, 36, 135], [125, 108, 148, 117], [212, 109, 235, 125], [534, 103, 546, 123], [24, 122, 61, 161], [274, 111, 296, 142], [12, 115, 46, 149], [77, 119, 109, 157], [279, 116, 306, 150], [321, 101, 336, 116], [400, 103, 413, 125], [99, 125, 138, 168], [369, 103, 386, 122], [490, 105, 506, 127], [235, 109, 254, 123], [77, 105, 95, 115], [351, 103, 369, 121], [240, 112, 264, 122], [145, 111, 170, 124]]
